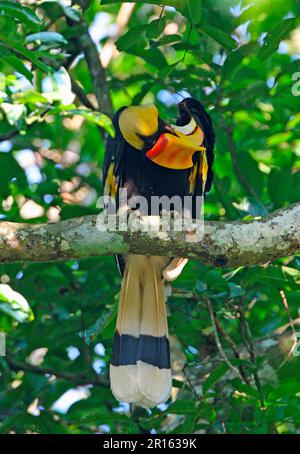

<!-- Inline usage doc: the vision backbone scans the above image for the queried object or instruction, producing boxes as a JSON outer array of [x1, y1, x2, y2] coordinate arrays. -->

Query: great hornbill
[[103, 97, 215, 408]]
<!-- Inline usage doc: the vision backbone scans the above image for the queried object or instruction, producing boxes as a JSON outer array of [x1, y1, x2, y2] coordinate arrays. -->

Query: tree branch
[[68, 14, 113, 118], [4, 354, 108, 387], [0, 203, 299, 266]]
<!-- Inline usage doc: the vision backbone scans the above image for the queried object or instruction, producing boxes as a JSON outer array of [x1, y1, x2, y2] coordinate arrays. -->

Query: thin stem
[[214, 317, 251, 385], [237, 298, 266, 408], [277, 288, 298, 368], [159, 5, 165, 18], [183, 24, 193, 62], [4, 353, 108, 388], [206, 298, 244, 381]]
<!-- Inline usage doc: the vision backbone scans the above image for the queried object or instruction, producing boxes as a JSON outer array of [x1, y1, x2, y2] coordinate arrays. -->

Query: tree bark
[[0, 203, 299, 267]]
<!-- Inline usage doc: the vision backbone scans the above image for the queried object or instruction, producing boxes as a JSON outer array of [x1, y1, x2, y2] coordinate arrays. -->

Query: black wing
[[103, 107, 128, 276], [189, 100, 215, 195], [103, 107, 128, 198]]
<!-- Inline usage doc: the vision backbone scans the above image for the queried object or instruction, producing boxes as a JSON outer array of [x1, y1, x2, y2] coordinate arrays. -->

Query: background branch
[[5, 354, 109, 388], [68, 14, 113, 118], [206, 297, 244, 381]]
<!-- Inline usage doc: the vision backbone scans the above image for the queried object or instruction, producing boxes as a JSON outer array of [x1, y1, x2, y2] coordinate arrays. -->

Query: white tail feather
[[110, 255, 171, 408]]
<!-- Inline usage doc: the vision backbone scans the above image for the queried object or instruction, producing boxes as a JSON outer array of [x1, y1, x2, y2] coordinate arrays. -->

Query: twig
[[159, 6, 165, 19], [183, 363, 202, 403], [183, 24, 193, 63], [206, 298, 244, 381], [70, 77, 97, 111], [0, 129, 19, 143], [80, 309, 100, 380], [4, 354, 109, 388], [279, 288, 296, 338], [277, 289, 298, 368], [272, 317, 300, 336], [69, 77, 109, 139], [214, 317, 251, 385], [171, 288, 199, 300], [67, 15, 113, 118], [237, 298, 266, 408]]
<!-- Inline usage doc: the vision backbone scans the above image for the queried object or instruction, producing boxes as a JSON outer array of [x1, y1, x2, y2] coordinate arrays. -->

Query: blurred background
[[0, 0, 299, 434]]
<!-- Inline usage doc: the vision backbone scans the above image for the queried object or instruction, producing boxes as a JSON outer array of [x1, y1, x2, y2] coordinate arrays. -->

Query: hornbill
[[103, 98, 215, 408]]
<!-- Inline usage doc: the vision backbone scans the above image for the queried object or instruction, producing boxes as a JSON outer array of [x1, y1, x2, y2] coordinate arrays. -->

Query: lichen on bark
[[0, 203, 299, 267]]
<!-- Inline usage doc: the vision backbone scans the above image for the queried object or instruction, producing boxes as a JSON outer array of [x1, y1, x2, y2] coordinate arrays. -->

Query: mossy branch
[[0, 203, 299, 266]]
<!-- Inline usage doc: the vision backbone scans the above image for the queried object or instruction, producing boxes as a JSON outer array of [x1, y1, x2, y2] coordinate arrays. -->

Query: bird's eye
[[171, 117, 197, 136]]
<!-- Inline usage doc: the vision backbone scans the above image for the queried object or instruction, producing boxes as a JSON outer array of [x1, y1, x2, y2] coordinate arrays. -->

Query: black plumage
[[103, 97, 215, 407]]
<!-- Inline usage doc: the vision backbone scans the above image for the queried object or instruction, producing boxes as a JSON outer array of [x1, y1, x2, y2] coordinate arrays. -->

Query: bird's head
[[117, 98, 206, 170]]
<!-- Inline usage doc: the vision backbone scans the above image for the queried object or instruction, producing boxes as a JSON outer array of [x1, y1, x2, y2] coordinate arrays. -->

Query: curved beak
[[146, 126, 205, 170]]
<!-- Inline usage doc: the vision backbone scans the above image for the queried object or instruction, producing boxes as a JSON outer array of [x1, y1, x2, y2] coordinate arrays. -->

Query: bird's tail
[[110, 255, 171, 408]]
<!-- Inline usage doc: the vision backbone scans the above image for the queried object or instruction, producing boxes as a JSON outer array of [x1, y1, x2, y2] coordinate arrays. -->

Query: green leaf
[[268, 168, 293, 208], [179, 0, 202, 25], [167, 399, 198, 415], [101, 0, 180, 7], [158, 60, 180, 78], [0, 153, 27, 197], [172, 379, 186, 389], [236, 151, 265, 197], [0, 284, 34, 323], [62, 6, 80, 22], [0, 1, 40, 26], [203, 363, 229, 394], [233, 383, 261, 401], [197, 23, 237, 50], [206, 269, 228, 291], [132, 81, 154, 104], [3, 40, 53, 73], [80, 303, 117, 343], [25, 32, 68, 46], [146, 17, 166, 39], [115, 25, 145, 52], [259, 18, 297, 59], [222, 42, 259, 81], [14, 89, 49, 105], [58, 107, 114, 136], [0, 55, 33, 82], [0, 15, 5, 31], [228, 282, 244, 298], [102, 0, 202, 24], [139, 47, 167, 68], [0, 15, 17, 39], [154, 33, 182, 46]]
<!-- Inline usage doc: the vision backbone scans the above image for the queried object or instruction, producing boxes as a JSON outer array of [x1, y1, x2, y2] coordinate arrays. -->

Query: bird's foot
[[160, 209, 182, 232]]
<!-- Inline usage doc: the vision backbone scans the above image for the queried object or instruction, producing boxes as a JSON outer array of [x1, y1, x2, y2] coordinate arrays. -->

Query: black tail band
[[111, 332, 170, 369]]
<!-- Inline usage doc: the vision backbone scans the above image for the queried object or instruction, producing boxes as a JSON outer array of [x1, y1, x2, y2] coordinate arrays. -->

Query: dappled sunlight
[[20, 200, 44, 220], [51, 387, 91, 415]]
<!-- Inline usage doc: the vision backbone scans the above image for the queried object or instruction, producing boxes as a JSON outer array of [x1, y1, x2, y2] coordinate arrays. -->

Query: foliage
[[0, 0, 300, 435]]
